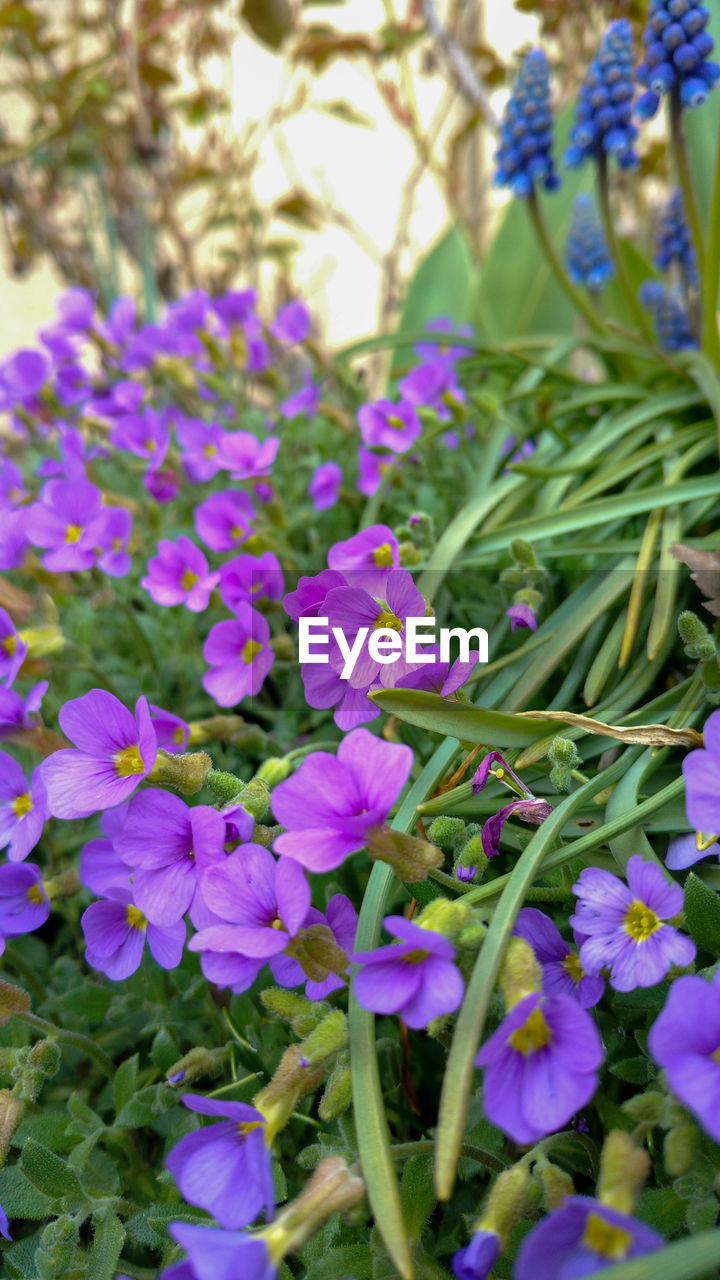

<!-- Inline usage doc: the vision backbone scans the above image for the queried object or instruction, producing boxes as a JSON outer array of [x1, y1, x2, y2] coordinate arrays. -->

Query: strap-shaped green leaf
[[368, 689, 564, 748]]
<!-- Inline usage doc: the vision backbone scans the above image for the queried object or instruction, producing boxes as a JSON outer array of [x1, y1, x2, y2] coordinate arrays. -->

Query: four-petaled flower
[[648, 971, 720, 1143], [514, 1196, 663, 1279], [166, 1094, 273, 1229], [353, 915, 464, 1029]]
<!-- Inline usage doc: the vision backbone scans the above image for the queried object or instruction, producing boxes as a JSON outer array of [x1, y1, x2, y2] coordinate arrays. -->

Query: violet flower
[[0, 862, 50, 953], [81, 886, 185, 979], [514, 1196, 663, 1279], [0, 508, 28, 573], [149, 704, 189, 754], [110, 407, 170, 470], [281, 570, 346, 622], [164, 1223, 275, 1280], [213, 288, 257, 329], [396, 652, 482, 696], [194, 490, 254, 553], [0, 609, 27, 686], [353, 915, 464, 1029], [144, 467, 179, 504], [665, 831, 720, 871], [308, 461, 341, 511], [682, 707, 720, 836], [166, 1094, 273, 1229], [219, 553, 283, 613], [141, 536, 219, 612], [24, 479, 104, 572], [280, 382, 319, 419], [94, 506, 132, 578], [0, 753, 49, 862], [189, 844, 310, 963], [79, 807, 132, 896], [324, 568, 427, 689], [648, 971, 720, 1142], [0, 349, 49, 406], [570, 855, 696, 992], [39, 689, 157, 820], [300, 660, 380, 732], [398, 361, 465, 419], [513, 907, 604, 1008], [414, 316, 473, 365], [507, 603, 537, 632], [220, 432, 278, 480], [272, 728, 412, 871], [202, 606, 274, 707], [475, 991, 602, 1144], [327, 524, 399, 595], [177, 419, 228, 483], [357, 397, 421, 454], [270, 299, 311, 344], [451, 1230, 499, 1280], [0, 681, 47, 740], [356, 446, 392, 497], [471, 751, 552, 858], [0, 457, 26, 507]]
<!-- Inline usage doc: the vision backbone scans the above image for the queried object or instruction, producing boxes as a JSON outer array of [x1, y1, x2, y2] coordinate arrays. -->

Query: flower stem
[[526, 189, 605, 335], [669, 88, 706, 284], [595, 154, 655, 344], [17, 1010, 116, 1080], [701, 112, 720, 365]]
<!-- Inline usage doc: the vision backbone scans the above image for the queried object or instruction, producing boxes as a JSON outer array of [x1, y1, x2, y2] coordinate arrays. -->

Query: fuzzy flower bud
[[499, 936, 543, 1009], [366, 827, 443, 881], [0, 1089, 24, 1166], [27, 1040, 61, 1078], [318, 1052, 352, 1121], [597, 1130, 650, 1215], [254, 1045, 325, 1142], [538, 1161, 575, 1210], [297, 1009, 348, 1068], [260, 988, 330, 1037], [678, 611, 716, 661], [481, 1163, 531, 1244], [262, 1157, 364, 1259], [427, 816, 467, 848], [664, 1123, 699, 1176], [164, 1046, 224, 1088], [255, 756, 293, 788], [416, 897, 472, 942], [148, 749, 212, 795]]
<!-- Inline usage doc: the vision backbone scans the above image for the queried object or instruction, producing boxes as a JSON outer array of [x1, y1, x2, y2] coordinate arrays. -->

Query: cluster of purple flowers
[[564, 195, 614, 293], [638, 280, 697, 350], [493, 50, 559, 198], [654, 188, 698, 284], [564, 20, 639, 171], [637, 0, 720, 118]]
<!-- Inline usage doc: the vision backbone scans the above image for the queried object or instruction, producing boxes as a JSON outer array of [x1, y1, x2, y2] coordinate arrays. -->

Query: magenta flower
[[475, 991, 603, 1144], [177, 419, 228, 483], [39, 689, 157, 820], [353, 916, 464, 1029], [24, 479, 104, 572], [0, 349, 49, 405], [219, 553, 283, 613], [220, 432, 279, 480], [507, 603, 537, 632], [513, 908, 604, 1008], [272, 728, 412, 871], [110, 407, 170, 470], [308, 462, 341, 511], [398, 361, 465, 418], [194, 490, 254, 552], [0, 609, 27, 687], [282, 570, 346, 622], [202, 606, 274, 706], [514, 1197, 663, 1280], [213, 288, 257, 328], [54, 287, 95, 330], [81, 886, 185, 979], [305, 894, 357, 999], [325, 568, 426, 689], [327, 524, 399, 595], [0, 862, 50, 953], [682, 708, 720, 836], [148, 703, 189, 754], [165, 1223, 274, 1280], [570, 855, 696, 992], [356, 446, 391, 497], [0, 753, 49, 862], [94, 506, 132, 578], [357, 397, 420, 454], [648, 972, 720, 1142], [396, 652, 481, 696], [141, 536, 219, 612], [167, 1094, 273, 1229], [280, 382, 319, 419], [0, 680, 47, 740], [189, 843, 309, 961], [270, 299, 311, 344], [144, 467, 179, 504]]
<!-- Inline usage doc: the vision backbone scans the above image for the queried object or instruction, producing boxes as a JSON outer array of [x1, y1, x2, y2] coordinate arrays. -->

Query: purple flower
[[81, 886, 185, 979], [282, 570, 346, 622], [270, 300, 311, 344], [221, 801, 254, 848], [665, 831, 719, 871], [570, 855, 696, 992], [0, 753, 49, 862], [398, 361, 465, 418], [220, 432, 279, 480], [300, 660, 380, 732], [357, 397, 421, 454], [39, 689, 157, 820], [189, 843, 309, 962], [308, 462, 341, 511], [507, 603, 537, 632], [514, 1196, 663, 1279], [141, 536, 219, 612], [164, 1223, 274, 1280], [144, 467, 179, 504], [194, 490, 254, 553], [280, 382, 319, 419], [648, 971, 720, 1142], [177, 419, 228, 483], [327, 525, 399, 596], [513, 908, 604, 1008], [79, 808, 132, 896], [0, 609, 27, 686], [24, 479, 104, 572], [682, 707, 720, 836], [110, 407, 170, 470], [414, 316, 473, 365], [0, 681, 47, 739], [304, 894, 357, 1000], [0, 862, 50, 953], [0, 457, 26, 507], [0, 349, 50, 405], [451, 1230, 499, 1280], [356, 446, 392, 497], [353, 915, 464, 1029], [213, 288, 257, 328], [475, 991, 602, 1144], [96, 296, 136, 348], [94, 506, 132, 578], [202, 606, 274, 707], [166, 1094, 273, 1229], [324, 568, 426, 690], [149, 703, 189, 754], [0, 1202, 11, 1242], [396, 652, 481, 696], [471, 752, 552, 858], [219, 553, 283, 613], [0, 508, 28, 572], [114, 791, 226, 926], [272, 728, 412, 871], [54, 287, 95, 331]]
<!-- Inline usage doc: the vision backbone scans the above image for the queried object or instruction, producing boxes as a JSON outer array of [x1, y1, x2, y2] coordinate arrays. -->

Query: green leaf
[[609, 1057, 652, 1085], [400, 1154, 436, 1242], [302, 1246, 374, 1279], [636, 1188, 686, 1238], [574, 1226, 720, 1279], [393, 228, 476, 370], [368, 688, 563, 746], [684, 872, 720, 955], [21, 1137, 85, 1201], [3, 1236, 39, 1280], [86, 1212, 125, 1280], [115, 1084, 175, 1128], [0, 1166, 53, 1218], [58, 985, 112, 1020], [683, 0, 720, 233], [113, 1053, 139, 1117]]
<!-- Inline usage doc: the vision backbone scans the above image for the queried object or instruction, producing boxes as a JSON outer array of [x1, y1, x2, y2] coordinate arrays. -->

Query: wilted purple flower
[[514, 1196, 663, 1280], [110, 408, 170, 470], [149, 704, 189, 754], [513, 908, 604, 1008], [39, 689, 157, 819], [194, 490, 254, 553], [272, 728, 412, 871], [190, 843, 309, 960], [24, 479, 103, 572], [0, 862, 50, 954], [475, 991, 603, 1144], [308, 462, 341, 511], [114, 791, 226, 926], [177, 419, 228, 483], [507, 603, 536, 632], [282, 570, 346, 622], [356, 446, 391, 497], [570, 855, 696, 992], [682, 707, 720, 836], [0, 609, 27, 686], [219, 553, 283, 614], [471, 751, 552, 858], [81, 886, 185, 979], [327, 524, 399, 595], [648, 971, 720, 1142], [451, 1230, 499, 1280], [358, 397, 420, 454], [280, 381, 319, 419], [220, 432, 279, 480], [167, 1093, 273, 1229], [141, 536, 219, 612], [0, 680, 47, 739], [144, 467, 179, 504], [202, 606, 274, 706], [353, 915, 464, 1029], [164, 1222, 275, 1280], [0, 753, 49, 862], [94, 506, 132, 578], [270, 299, 311, 344]]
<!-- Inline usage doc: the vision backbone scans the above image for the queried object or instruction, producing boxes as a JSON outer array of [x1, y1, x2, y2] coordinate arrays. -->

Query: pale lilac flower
[[202, 606, 274, 706], [0, 862, 50, 954], [0, 681, 47, 740], [54, 287, 95, 330], [648, 971, 720, 1142], [141, 536, 219, 612], [308, 462, 341, 511], [110, 408, 170, 470], [194, 490, 254, 552], [0, 609, 27, 686], [513, 907, 604, 1008], [270, 299, 310, 344], [682, 707, 720, 836], [665, 831, 720, 871], [220, 432, 278, 480], [0, 753, 49, 861], [94, 506, 132, 578], [0, 457, 26, 507], [79, 807, 132, 896], [177, 419, 228, 483], [24, 479, 104, 572], [353, 916, 464, 1029], [219, 553, 283, 613], [82, 887, 185, 979], [515, 1196, 663, 1279], [357, 397, 421, 453], [327, 524, 399, 595]]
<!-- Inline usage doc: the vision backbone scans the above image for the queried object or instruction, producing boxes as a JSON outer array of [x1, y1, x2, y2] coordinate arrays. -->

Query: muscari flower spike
[[637, 0, 720, 119], [493, 49, 559, 199], [565, 20, 638, 171], [654, 188, 698, 283], [564, 194, 615, 292], [638, 280, 697, 350]]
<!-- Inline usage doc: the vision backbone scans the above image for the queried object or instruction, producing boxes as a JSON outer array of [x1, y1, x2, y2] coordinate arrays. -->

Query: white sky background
[[0, 0, 538, 354]]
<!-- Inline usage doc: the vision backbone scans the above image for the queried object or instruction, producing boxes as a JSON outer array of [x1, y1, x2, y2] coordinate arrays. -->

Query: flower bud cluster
[[637, 0, 720, 118]]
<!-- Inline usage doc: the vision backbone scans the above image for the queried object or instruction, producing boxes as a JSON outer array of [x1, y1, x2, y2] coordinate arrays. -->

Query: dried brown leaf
[[670, 542, 720, 617], [517, 710, 702, 749]]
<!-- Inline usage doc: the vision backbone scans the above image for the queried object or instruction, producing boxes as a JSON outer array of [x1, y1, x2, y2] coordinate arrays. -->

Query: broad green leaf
[[393, 227, 476, 370], [368, 687, 566, 746], [86, 1212, 126, 1280], [0, 1166, 53, 1218], [21, 1137, 85, 1201], [302, 1246, 374, 1279], [400, 1154, 436, 1243], [684, 872, 720, 955], [114, 1053, 139, 1117]]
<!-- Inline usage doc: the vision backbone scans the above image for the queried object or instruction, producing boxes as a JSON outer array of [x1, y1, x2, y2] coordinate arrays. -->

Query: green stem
[[2, 949, 46, 1002], [669, 88, 706, 285], [526, 190, 605, 335], [595, 154, 655, 344], [16, 1011, 115, 1080], [701, 111, 720, 365]]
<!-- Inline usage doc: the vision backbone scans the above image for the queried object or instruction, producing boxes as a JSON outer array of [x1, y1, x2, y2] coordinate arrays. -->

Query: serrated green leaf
[[684, 873, 720, 956], [21, 1137, 85, 1201], [113, 1053, 139, 1117], [86, 1212, 125, 1280], [367, 688, 563, 747]]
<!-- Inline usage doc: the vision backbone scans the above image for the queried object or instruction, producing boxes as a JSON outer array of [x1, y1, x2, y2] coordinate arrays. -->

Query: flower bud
[[254, 1045, 325, 1141], [513, 586, 543, 612], [597, 1130, 649, 1215], [164, 1046, 224, 1088], [511, 539, 537, 569], [297, 1009, 347, 1068], [499, 937, 543, 1009], [538, 1161, 574, 1210], [0, 979, 30, 1026], [366, 826, 443, 881], [187, 715, 249, 745], [261, 1157, 364, 1259], [235, 777, 271, 821], [480, 1163, 530, 1245], [398, 541, 422, 567], [43, 869, 80, 900], [27, 1040, 61, 1078], [319, 1053, 352, 1121], [664, 1123, 699, 1177], [19, 1068, 45, 1101], [416, 897, 471, 942], [149, 749, 212, 795], [18, 625, 65, 659], [255, 756, 293, 788], [260, 988, 329, 1037], [456, 914, 487, 952], [548, 736, 581, 768], [678, 611, 716, 661], [285, 924, 350, 984], [426, 816, 466, 849], [0, 1089, 24, 1164]]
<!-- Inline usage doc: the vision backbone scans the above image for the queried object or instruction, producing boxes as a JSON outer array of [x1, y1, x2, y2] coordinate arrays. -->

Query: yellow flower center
[[401, 948, 429, 964], [2, 635, 16, 655], [125, 905, 147, 931], [581, 1212, 632, 1260], [230, 525, 245, 541], [386, 414, 405, 430], [180, 568, 198, 592], [270, 917, 284, 930], [507, 1007, 551, 1056], [11, 792, 33, 819], [623, 900, 661, 943], [372, 542, 394, 567], [111, 537, 122, 551], [145, 439, 156, 452], [241, 639, 262, 664], [203, 444, 216, 458], [712, 1047, 720, 1066], [65, 523, 82, 543], [374, 609, 402, 632], [26, 883, 45, 905], [172, 726, 185, 744], [563, 951, 584, 983], [113, 745, 144, 778], [236, 1119, 264, 1138]]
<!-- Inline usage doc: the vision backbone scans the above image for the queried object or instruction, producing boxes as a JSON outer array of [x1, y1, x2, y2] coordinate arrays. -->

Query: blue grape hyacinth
[[565, 20, 638, 171], [639, 280, 697, 349], [654, 189, 698, 283], [493, 49, 559, 198], [637, 0, 720, 118], [564, 195, 614, 292]]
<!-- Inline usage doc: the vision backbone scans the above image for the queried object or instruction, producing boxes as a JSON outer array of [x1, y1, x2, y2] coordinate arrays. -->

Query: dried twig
[[419, 0, 499, 130]]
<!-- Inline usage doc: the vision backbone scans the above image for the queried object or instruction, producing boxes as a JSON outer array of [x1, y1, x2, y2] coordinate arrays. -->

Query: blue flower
[[565, 21, 638, 171], [514, 1196, 664, 1279], [493, 50, 559, 199], [564, 195, 614, 291], [639, 280, 698, 350], [637, 0, 720, 119], [654, 189, 698, 283]]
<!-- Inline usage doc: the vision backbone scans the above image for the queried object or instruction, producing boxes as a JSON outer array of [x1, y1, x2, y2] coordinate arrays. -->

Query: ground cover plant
[[3, 5, 720, 1280]]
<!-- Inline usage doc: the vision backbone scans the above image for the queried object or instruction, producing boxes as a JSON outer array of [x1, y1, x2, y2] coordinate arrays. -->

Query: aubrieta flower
[[164, 1222, 275, 1280], [194, 490, 254, 553], [0, 680, 47, 740], [414, 316, 473, 366], [357, 397, 421, 454], [308, 461, 341, 511], [648, 971, 720, 1141], [682, 706, 720, 836], [0, 608, 27, 686], [94, 506, 132, 578], [0, 752, 49, 862], [327, 524, 399, 596], [471, 752, 552, 859], [219, 431, 279, 480], [654, 189, 698, 284], [639, 280, 697, 351], [564, 194, 614, 291], [493, 49, 559, 198], [81, 886, 185, 979], [272, 727, 412, 872], [24, 478, 104, 572], [506, 603, 537, 632], [475, 990, 603, 1144], [564, 20, 638, 171], [166, 1094, 273, 1230], [279, 381, 319, 420], [0, 862, 50, 953], [514, 907, 604, 1008], [570, 855, 696, 991], [398, 361, 465, 420], [514, 1196, 664, 1279], [396, 652, 481, 696], [149, 703, 189, 754], [637, 0, 720, 118], [356, 446, 391, 498], [141, 536, 219, 612], [452, 1230, 499, 1280], [665, 830, 720, 871], [323, 568, 425, 689], [270, 299, 311, 344], [79, 806, 131, 896], [110, 407, 170, 470], [282, 570, 346, 622], [39, 689, 157, 820], [0, 348, 49, 408], [219, 553, 283, 613], [353, 915, 464, 1029], [202, 605, 274, 707], [177, 418, 228, 483]]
